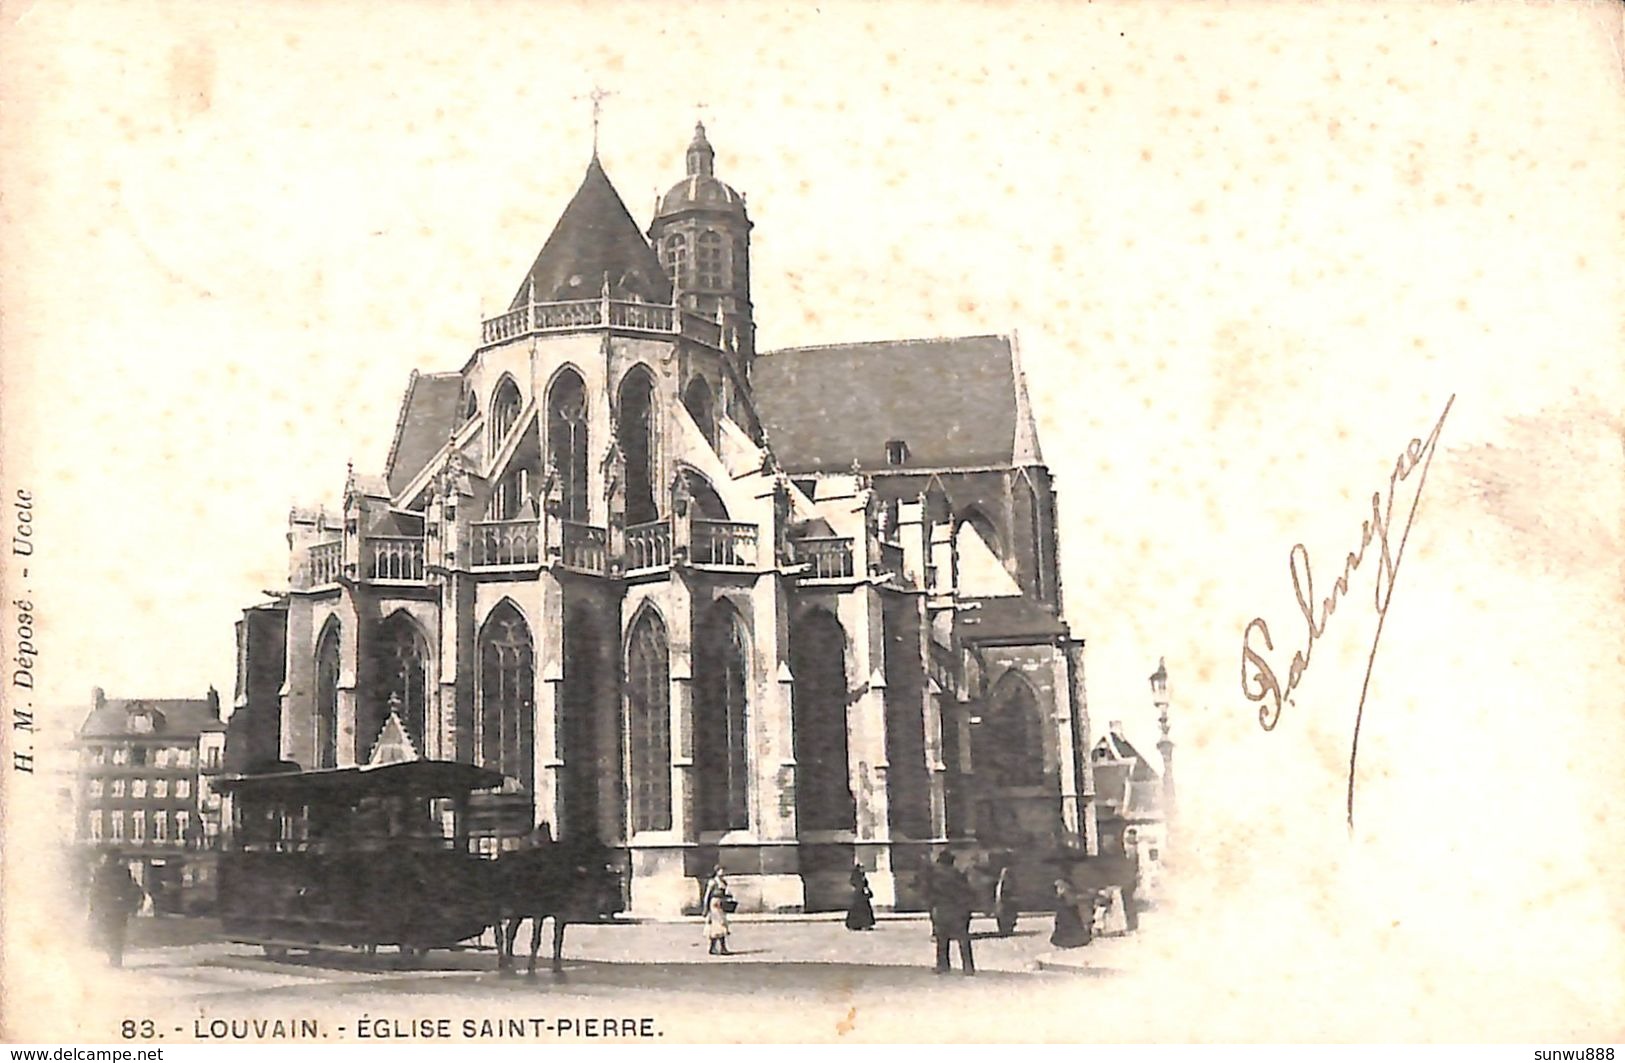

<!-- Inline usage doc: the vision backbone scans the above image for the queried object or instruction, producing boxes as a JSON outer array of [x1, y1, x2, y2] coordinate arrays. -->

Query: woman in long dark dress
[[845, 864, 876, 931], [1049, 879, 1091, 949]]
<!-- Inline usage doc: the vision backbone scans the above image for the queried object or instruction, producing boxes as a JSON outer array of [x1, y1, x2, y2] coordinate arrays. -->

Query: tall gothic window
[[616, 367, 657, 525], [695, 602, 750, 832], [790, 609, 855, 831], [546, 369, 589, 522], [696, 231, 724, 289], [664, 233, 687, 287], [479, 602, 534, 793], [491, 376, 522, 449], [371, 613, 429, 758], [625, 610, 672, 833], [682, 376, 718, 450], [979, 673, 1046, 788], [315, 621, 340, 770]]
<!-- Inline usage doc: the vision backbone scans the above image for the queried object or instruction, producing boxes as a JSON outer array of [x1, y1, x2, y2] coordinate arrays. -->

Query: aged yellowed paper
[[2, 0, 1621, 1045]]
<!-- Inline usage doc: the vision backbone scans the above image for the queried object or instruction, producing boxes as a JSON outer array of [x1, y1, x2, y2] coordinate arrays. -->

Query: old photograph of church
[[232, 120, 1149, 917], [6, 0, 1618, 1045]]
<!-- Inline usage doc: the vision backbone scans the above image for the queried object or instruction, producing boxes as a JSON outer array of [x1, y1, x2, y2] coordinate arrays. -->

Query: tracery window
[[625, 611, 672, 833], [479, 602, 534, 793], [695, 603, 750, 832], [372, 613, 429, 757], [616, 367, 657, 525], [546, 370, 589, 522], [979, 673, 1047, 788], [491, 376, 522, 449]]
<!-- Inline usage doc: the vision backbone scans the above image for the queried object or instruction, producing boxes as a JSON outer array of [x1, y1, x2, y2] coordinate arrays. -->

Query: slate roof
[[79, 697, 224, 739], [753, 335, 1043, 473], [508, 156, 672, 309], [385, 371, 464, 497]]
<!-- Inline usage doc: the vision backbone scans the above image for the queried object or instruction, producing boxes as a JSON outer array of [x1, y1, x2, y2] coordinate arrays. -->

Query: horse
[[490, 838, 622, 976]]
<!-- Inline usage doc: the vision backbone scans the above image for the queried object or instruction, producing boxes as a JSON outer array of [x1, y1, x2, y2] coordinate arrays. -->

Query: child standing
[[705, 892, 731, 955]]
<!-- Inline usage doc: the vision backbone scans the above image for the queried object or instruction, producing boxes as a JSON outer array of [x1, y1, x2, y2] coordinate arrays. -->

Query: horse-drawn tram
[[214, 757, 622, 969]]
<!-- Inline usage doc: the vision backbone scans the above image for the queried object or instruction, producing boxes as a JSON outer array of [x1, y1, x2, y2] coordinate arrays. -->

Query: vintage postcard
[[2, 0, 1621, 1046]]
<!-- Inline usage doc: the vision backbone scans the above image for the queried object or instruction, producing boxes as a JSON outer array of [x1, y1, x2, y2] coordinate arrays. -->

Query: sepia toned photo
[[2, 0, 1622, 1046]]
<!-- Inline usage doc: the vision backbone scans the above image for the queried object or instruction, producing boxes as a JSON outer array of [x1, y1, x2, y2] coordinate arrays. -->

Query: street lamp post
[[1150, 658, 1175, 845]]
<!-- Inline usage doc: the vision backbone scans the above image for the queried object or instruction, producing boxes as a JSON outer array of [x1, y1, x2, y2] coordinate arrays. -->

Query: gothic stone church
[[235, 124, 1100, 914]]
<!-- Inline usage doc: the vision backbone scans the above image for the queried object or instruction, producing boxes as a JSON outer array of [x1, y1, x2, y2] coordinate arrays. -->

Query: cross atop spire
[[574, 86, 617, 158]]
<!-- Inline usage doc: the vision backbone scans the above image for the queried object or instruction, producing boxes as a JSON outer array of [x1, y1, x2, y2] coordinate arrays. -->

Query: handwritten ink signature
[[1240, 394, 1456, 830]]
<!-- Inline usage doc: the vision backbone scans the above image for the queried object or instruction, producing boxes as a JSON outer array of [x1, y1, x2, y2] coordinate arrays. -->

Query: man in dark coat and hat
[[89, 853, 144, 967], [922, 851, 975, 975]]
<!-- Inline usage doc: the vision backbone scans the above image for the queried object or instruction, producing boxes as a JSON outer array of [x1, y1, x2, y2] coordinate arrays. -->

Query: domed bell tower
[[649, 123, 754, 362]]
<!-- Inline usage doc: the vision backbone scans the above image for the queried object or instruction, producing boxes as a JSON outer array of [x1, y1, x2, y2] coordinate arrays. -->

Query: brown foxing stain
[[167, 39, 216, 118], [1442, 403, 1623, 583], [835, 1006, 857, 1036]]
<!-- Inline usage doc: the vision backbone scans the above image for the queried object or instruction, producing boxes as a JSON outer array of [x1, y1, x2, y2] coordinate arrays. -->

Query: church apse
[[243, 121, 1094, 916]]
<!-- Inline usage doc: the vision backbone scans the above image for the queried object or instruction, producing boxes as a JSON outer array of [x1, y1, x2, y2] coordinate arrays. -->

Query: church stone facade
[[235, 124, 1099, 915]]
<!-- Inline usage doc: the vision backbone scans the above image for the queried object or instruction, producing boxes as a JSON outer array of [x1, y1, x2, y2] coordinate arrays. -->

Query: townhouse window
[[132, 811, 146, 844], [154, 779, 167, 798], [88, 813, 103, 842], [112, 748, 129, 766], [176, 811, 191, 846], [132, 780, 147, 799], [111, 779, 126, 798], [886, 439, 909, 466], [176, 779, 190, 799], [110, 813, 124, 841], [89, 779, 103, 798], [154, 813, 168, 843]]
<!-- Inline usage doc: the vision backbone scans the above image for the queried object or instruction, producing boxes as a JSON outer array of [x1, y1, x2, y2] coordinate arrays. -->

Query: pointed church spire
[[686, 121, 715, 177], [1008, 330, 1045, 466]]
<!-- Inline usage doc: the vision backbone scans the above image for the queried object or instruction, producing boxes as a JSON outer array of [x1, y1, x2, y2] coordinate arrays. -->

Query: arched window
[[546, 369, 589, 522], [370, 613, 429, 758], [695, 602, 750, 832], [978, 673, 1047, 788], [490, 376, 522, 449], [664, 233, 687, 287], [696, 231, 724, 289], [790, 609, 854, 831], [682, 376, 718, 450], [616, 367, 657, 525], [625, 610, 672, 833], [314, 621, 340, 770], [461, 389, 477, 425], [479, 602, 534, 793]]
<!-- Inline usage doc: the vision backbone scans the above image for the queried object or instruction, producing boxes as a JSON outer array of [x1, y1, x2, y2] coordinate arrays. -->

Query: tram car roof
[[212, 759, 507, 801]]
